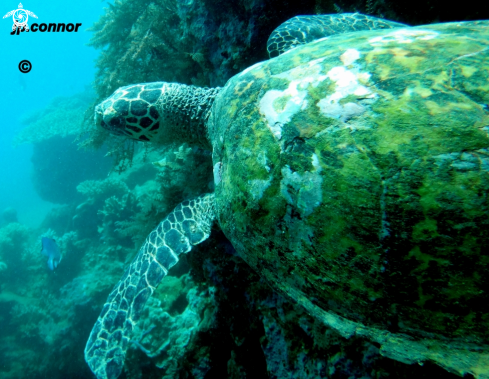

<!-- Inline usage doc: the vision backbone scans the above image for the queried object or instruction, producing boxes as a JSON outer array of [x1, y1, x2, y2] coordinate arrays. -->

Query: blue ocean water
[[0, 0, 103, 227]]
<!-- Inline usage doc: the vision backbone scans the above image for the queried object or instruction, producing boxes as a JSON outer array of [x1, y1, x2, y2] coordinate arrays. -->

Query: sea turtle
[[85, 13, 489, 379]]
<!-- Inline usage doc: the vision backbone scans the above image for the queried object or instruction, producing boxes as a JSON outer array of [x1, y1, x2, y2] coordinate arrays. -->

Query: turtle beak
[[94, 102, 126, 136], [94, 104, 104, 129]]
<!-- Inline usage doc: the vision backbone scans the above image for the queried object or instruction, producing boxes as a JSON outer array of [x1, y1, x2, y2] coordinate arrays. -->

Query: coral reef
[[77, 177, 130, 201], [0, 139, 213, 378], [74, 177, 132, 239], [129, 277, 214, 377], [31, 136, 111, 204], [30, 135, 112, 204], [98, 192, 139, 245], [15, 90, 113, 204], [0, 222, 34, 278], [14, 90, 94, 146], [0, 207, 17, 227]]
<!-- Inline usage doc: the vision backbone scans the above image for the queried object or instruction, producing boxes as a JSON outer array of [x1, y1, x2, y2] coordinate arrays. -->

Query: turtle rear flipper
[[84, 193, 215, 379]]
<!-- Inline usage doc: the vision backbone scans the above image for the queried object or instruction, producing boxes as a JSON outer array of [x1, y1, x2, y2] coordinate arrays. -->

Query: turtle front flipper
[[84, 193, 215, 379], [267, 13, 407, 57]]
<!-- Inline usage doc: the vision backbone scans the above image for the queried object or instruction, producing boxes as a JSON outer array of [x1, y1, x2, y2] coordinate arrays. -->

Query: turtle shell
[[208, 21, 489, 376]]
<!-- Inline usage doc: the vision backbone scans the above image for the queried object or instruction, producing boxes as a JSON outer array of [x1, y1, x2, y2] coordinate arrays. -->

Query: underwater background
[[0, 0, 488, 378]]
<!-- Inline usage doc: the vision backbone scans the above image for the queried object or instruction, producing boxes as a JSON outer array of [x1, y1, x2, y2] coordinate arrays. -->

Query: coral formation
[[29, 135, 112, 204], [15, 90, 113, 204], [14, 90, 94, 146], [130, 277, 215, 376], [0, 222, 33, 276], [77, 177, 129, 200], [1, 207, 17, 227]]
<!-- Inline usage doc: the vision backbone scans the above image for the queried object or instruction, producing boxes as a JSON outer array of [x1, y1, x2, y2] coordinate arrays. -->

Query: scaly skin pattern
[[84, 194, 215, 379], [95, 82, 220, 148], [267, 13, 406, 57], [209, 22, 489, 377]]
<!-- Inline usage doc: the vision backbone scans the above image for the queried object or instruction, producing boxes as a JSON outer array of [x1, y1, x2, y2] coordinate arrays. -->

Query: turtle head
[[96, 82, 220, 148], [95, 83, 164, 142]]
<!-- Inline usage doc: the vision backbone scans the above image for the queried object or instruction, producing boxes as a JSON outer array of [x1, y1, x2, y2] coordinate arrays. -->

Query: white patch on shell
[[213, 162, 223, 185], [340, 48, 361, 66], [259, 90, 299, 140], [369, 29, 439, 46], [317, 54, 376, 123], [311, 153, 322, 173], [259, 58, 328, 140]]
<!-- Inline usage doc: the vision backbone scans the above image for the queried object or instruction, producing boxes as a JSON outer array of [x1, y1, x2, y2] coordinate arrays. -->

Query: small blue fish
[[41, 237, 61, 270]]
